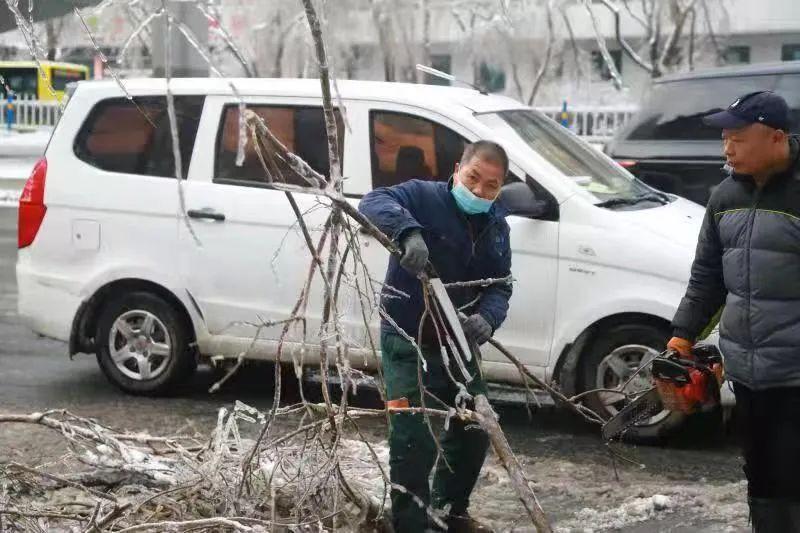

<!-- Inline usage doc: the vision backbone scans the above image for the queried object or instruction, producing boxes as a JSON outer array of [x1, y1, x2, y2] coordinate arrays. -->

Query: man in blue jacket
[[359, 140, 512, 532]]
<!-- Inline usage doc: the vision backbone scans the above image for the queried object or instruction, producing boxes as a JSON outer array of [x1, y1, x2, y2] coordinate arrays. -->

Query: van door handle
[[187, 208, 226, 222]]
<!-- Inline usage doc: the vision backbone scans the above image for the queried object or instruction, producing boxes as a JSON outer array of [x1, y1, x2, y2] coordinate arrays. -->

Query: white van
[[17, 78, 708, 441]]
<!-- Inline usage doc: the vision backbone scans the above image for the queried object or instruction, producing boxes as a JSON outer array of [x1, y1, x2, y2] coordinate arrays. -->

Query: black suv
[[606, 62, 800, 205]]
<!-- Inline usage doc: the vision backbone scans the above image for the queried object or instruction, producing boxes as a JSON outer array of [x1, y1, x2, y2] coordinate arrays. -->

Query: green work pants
[[381, 331, 489, 532]]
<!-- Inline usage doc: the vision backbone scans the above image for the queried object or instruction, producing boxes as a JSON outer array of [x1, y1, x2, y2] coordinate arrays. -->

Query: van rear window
[[624, 75, 780, 141], [74, 96, 205, 178], [214, 104, 344, 188]]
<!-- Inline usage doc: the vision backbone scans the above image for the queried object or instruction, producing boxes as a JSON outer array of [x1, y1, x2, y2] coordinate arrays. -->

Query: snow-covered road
[[0, 128, 50, 206]]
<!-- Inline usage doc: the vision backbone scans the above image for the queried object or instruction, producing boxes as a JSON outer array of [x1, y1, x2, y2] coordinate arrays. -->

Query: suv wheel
[[581, 323, 686, 444], [96, 291, 196, 395]]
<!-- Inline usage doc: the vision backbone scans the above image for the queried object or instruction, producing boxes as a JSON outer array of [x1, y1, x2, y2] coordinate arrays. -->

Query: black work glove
[[461, 314, 492, 345], [399, 230, 429, 276]]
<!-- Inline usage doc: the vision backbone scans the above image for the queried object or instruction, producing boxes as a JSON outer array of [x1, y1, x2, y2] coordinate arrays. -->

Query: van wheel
[[580, 323, 686, 444], [96, 291, 196, 395]]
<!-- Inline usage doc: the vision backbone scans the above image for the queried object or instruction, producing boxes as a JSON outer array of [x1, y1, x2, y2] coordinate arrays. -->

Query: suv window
[[624, 75, 779, 141], [215, 105, 343, 187], [775, 74, 800, 133], [370, 111, 467, 188], [74, 96, 205, 178]]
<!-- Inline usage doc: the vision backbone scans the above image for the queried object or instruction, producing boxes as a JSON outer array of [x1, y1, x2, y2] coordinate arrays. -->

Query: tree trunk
[[45, 19, 59, 61], [418, 0, 431, 83], [527, 0, 554, 106], [371, 1, 395, 82]]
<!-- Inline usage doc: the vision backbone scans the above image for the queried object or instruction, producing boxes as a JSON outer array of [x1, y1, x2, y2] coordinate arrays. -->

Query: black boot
[[750, 497, 800, 532], [444, 513, 494, 533]]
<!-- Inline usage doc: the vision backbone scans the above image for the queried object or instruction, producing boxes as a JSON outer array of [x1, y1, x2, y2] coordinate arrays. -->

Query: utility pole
[[150, 1, 209, 77]]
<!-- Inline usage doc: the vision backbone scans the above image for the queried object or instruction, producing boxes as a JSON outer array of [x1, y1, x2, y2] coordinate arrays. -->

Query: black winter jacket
[[672, 136, 800, 390]]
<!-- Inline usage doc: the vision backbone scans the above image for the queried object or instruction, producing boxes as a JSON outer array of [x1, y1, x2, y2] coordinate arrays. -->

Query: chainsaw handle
[[663, 348, 716, 370]]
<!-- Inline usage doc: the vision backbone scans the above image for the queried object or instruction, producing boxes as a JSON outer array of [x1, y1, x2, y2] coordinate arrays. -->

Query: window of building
[[478, 62, 506, 93], [724, 46, 750, 64], [370, 111, 467, 188], [0, 47, 18, 60], [782, 44, 800, 62], [74, 96, 205, 178], [215, 105, 344, 187], [591, 50, 622, 81], [425, 54, 452, 86]]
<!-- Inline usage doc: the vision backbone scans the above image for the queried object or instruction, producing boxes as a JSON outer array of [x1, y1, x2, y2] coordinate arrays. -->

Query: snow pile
[[338, 438, 392, 504], [0, 156, 36, 180], [563, 494, 673, 532], [550, 479, 748, 532], [0, 187, 20, 207], [0, 128, 51, 157], [223, 417, 743, 531]]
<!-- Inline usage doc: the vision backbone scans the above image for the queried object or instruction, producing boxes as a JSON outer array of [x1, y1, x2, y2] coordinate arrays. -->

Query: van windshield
[[477, 109, 654, 203]]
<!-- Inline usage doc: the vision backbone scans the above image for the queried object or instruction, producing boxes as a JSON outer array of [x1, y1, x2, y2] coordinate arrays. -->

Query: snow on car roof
[[74, 77, 529, 115]]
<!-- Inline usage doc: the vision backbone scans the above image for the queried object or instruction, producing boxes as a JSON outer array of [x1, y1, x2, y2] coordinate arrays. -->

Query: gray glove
[[462, 314, 492, 345], [399, 230, 429, 276]]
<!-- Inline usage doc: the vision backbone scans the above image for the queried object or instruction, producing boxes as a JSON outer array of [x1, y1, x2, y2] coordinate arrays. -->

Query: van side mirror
[[499, 182, 552, 219]]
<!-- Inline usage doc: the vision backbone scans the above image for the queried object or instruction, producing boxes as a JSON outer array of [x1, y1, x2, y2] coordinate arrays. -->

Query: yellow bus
[[0, 61, 90, 101]]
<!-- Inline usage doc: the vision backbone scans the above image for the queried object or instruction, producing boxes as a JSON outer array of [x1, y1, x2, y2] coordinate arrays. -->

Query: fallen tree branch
[[474, 394, 552, 532]]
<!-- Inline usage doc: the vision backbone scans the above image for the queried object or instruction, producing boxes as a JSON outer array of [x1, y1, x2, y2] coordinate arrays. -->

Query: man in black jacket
[[668, 91, 800, 532]]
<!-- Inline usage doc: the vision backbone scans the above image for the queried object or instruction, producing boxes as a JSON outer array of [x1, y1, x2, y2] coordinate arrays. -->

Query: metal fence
[[536, 105, 638, 144], [1, 95, 62, 129], [0, 96, 636, 143]]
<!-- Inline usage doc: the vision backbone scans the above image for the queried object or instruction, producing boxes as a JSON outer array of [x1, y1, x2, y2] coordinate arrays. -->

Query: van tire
[[581, 323, 687, 444], [96, 291, 196, 395]]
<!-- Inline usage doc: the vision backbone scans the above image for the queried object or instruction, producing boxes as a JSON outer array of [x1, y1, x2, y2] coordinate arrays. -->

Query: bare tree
[[44, 16, 65, 60], [527, 0, 555, 105], [487, 0, 566, 102], [451, 0, 496, 87], [370, 0, 397, 81], [417, 0, 432, 83], [586, 0, 726, 79]]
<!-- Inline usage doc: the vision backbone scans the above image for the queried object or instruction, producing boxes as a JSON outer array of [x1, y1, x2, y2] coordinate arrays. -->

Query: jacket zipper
[[745, 188, 761, 381], [465, 218, 496, 267]]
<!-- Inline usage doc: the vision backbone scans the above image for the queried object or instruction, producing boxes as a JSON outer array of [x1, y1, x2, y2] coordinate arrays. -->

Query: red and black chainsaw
[[601, 344, 724, 441]]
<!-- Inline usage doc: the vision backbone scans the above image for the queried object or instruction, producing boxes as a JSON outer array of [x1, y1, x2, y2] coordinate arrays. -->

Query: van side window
[[370, 111, 467, 188], [74, 96, 204, 179], [214, 105, 344, 188], [776, 75, 800, 133]]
